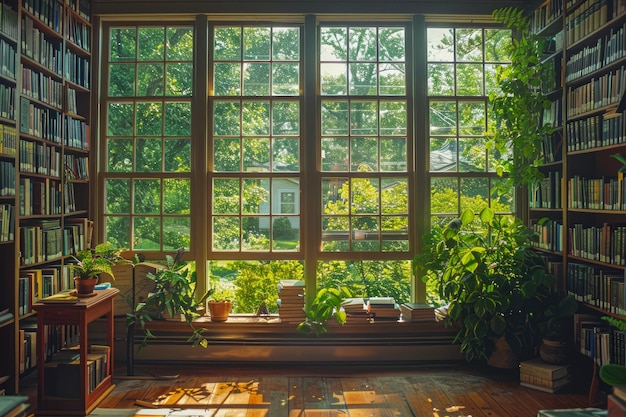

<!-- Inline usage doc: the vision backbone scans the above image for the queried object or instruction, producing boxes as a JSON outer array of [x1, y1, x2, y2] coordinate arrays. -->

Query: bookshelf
[[0, 0, 92, 396], [529, 0, 626, 393]]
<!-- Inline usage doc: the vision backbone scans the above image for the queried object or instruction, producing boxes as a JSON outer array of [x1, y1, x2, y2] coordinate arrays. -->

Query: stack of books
[[341, 297, 371, 323], [0, 395, 29, 417], [519, 357, 570, 393], [365, 297, 400, 321], [277, 279, 305, 323], [400, 302, 435, 322]]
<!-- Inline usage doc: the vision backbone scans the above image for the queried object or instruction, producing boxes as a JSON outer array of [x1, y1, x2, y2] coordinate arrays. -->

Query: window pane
[[138, 27, 164, 61], [109, 27, 136, 62], [164, 179, 190, 214], [456, 28, 482, 62], [134, 216, 161, 249], [107, 138, 133, 172], [163, 217, 191, 250], [428, 63, 454, 95], [137, 63, 164, 96], [105, 179, 130, 213], [134, 179, 160, 214], [166, 63, 193, 96], [167, 27, 193, 61], [136, 138, 162, 172], [109, 64, 136, 96]]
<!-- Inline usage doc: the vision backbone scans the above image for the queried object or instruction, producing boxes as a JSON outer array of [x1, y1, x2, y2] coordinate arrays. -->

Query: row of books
[[19, 97, 63, 142], [18, 266, 77, 315], [0, 203, 15, 241], [531, 219, 564, 253], [65, 115, 88, 150], [0, 123, 17, 156], [529, 171, 562, 210], [19, 177, 62, 216], [568, 174, 626, 211], [66, 13, 91, 52], [540, 131, 563, 165], [0, 1, 19, 40], [565, 21, 625, 82], [0, 36, 16, 79], [21, 15, 63, 76], [565, 0, 609, 47], [44, 345, 111, 398], [19, 217, 92, 265], [65, 154, 88, 180], [0, 159, 15, 196], [530, 0, 563, 34], [0, 80, 15, 120], [520, 358, 570, 393], [566, 64, 624, 118], [19, 139, 62, 176], [21, 65, 64, 109], [568, 223, 626, 266], [566, 113, 625, 151], [574, 313, 626, 367], [567, 263, 625, 315], [22, 0, 63, 34], [64, 50, 90, 88]]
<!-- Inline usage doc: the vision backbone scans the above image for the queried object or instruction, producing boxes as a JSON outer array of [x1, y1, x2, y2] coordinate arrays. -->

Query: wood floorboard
[[19, 362, 599, 416]]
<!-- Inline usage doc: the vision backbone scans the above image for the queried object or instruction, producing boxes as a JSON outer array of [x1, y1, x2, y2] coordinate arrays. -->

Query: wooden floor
[[42, 362, 599, 417]]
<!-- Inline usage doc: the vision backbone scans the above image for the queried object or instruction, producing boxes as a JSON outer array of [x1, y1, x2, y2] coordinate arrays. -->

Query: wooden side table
[[32, 288, 119, 416]]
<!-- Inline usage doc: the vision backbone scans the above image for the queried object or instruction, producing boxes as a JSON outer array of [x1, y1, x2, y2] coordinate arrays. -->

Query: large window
[[103, 25, 193, 251], [99, 18, 512, 315], [427, 26, 514, 225]]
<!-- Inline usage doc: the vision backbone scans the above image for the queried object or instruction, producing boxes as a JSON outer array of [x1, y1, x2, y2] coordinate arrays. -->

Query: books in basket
[[519, 357, 568, 380]]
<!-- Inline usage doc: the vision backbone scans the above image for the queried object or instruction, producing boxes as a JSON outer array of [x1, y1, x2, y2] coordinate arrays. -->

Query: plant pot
[[540, 339, 567, 365], [74, 277, 99, 295], [207, 300, 231, 322], [487, 336, 519, 369]]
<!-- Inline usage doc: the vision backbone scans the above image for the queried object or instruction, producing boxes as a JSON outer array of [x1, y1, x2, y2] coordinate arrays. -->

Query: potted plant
[[535, 291, 578, 364], [414, 207, 561, 366], [488, 7, 556, 190], [296, 286, 351, 336], [69, 242, 125, 294], [127, 247, 211, 349]]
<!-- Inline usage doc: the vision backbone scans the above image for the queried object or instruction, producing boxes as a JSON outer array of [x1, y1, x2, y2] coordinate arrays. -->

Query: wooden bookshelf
[[0, 0, 92, 397], [529, 0, 626, 402]]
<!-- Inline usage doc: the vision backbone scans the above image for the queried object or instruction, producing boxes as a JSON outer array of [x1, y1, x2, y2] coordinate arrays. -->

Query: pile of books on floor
[[365, 297, 400, 321], [341, 297, 371, 323], [277, 279, 305, 323], [0, 395, 30, 417], [399, 302, 435, 322], [519, 357, 569, 393]]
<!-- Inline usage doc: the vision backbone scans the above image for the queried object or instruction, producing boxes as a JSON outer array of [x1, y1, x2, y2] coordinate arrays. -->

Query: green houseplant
[[415, 207, 566, 365], [69, 242, 126, 294], [127, 247, 211, 349], [488, 7, 556, 190], [297, 287, 351, 336]]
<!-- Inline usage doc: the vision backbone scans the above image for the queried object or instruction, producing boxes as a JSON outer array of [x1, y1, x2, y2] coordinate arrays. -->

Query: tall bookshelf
[[529, 0, 626, 381], [0, 0, 92, 395]]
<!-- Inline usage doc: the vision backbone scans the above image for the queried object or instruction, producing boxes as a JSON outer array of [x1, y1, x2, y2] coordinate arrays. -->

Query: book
[[519, 357, 568, 380], [101, 261, 163, 316], [537, 408, 607, 416], [40, 290, 78, 303], [520, 371, 569, 390], [0, 396, 28, 417]]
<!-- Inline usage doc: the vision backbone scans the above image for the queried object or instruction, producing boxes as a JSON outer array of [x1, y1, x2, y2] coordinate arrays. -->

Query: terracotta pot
[[74, 277, 99, 294], [207, 300, 231, 322]]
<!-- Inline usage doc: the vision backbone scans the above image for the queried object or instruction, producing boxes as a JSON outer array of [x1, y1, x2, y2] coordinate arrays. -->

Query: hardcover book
[[519, 357, 569, 380]]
